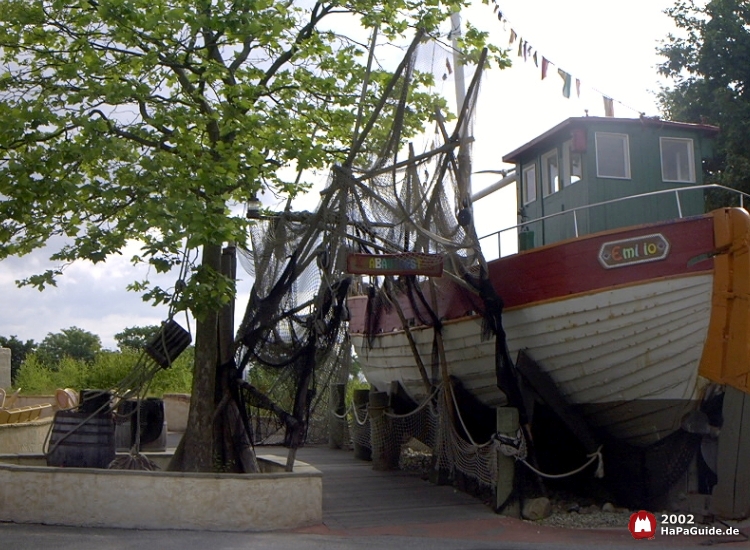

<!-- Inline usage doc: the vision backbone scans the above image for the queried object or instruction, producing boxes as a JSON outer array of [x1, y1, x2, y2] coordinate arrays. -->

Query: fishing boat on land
[[233, 32, 748, 511], [347, 116, 750, 450]]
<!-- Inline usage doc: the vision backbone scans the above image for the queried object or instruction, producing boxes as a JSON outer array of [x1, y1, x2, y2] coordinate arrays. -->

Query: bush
[[13, 348, 194, 396], [13, 354, 55, 393]]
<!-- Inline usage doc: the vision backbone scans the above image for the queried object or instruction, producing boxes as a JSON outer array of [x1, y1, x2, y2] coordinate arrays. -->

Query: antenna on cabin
[[450, 12, 474, 226], [450, 13, 467, 120]]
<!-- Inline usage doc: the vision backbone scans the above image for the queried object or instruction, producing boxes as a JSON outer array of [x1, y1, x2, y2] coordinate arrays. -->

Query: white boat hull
[[352, 274, 713, 446]]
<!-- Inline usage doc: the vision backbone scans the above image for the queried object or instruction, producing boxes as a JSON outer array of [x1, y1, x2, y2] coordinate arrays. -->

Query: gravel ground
[[535, 502, 633, 529]]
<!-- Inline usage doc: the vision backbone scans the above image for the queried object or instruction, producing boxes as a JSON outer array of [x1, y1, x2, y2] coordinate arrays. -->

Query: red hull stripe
[[348, 216, 716, 334]]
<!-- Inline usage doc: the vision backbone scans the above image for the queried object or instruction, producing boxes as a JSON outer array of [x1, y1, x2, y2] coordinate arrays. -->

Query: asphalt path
[[4, 522, 747, 550], [1, 445, 747, 550]]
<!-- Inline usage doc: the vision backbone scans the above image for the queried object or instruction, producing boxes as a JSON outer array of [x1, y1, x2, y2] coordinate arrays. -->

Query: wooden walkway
[[293, 445, 492, 531], [291, 445, 750, 547]]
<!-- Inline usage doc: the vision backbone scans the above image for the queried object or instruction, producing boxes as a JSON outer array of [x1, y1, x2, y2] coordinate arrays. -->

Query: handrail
[[479, 184, 750, 256]]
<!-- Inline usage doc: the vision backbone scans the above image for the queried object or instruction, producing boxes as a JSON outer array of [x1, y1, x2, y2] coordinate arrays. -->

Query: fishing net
[[232, 31, 509, 491], [342, 383, 498, 489]]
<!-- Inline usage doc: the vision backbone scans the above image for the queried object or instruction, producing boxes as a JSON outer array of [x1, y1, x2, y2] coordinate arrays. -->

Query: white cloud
[[0, 246, 176, 348]]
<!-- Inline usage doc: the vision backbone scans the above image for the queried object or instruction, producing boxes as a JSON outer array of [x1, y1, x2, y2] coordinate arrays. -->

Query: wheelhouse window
[[522, 164, 537, 205], [542, 150, 560, 196], [660, 137, 695, 183], [595, 132, 631, 179], [562, 140, 582, 186]]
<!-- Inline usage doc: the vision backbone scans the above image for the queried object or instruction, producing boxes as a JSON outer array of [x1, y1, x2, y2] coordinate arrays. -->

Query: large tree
[[658, 0, 750, 193], [0, 0, 504, 471], [36, 326, 102, 365], [114, 324, 160, 351]]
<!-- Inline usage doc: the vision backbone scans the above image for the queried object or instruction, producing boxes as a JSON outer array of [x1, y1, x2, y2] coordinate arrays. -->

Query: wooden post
[[218, 245, 236, 364], [369, 391, 396, 470], [352, 389, 371, 461], [0, 347, 10, 389], [711, 386, 750, 519], [328, 382, 347, 449], [496, 407, 520, 516]]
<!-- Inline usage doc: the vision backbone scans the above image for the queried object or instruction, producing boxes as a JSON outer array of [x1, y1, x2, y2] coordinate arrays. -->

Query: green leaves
[[17, 269, 63, 291], [658, 0, 750, 193], [0, 0, 504, 315]]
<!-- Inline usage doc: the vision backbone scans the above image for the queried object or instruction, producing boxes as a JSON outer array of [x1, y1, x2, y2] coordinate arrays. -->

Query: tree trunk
[[168, 243, 222, 472]]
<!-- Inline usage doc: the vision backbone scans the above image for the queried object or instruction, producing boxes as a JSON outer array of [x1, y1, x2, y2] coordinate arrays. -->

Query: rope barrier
[[445, 379, 605, 480], [519, 445, 605, 480], [331, 403, 352, 420], [493, 417, 604, 479], [329, 377, 604, 486], [351, 403, 369, 426], [383, 384, 441, 419], [446, 381, 495, 449]]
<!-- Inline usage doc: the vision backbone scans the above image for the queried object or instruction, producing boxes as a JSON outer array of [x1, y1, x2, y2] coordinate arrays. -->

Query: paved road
[[1, 445, 748, 550]]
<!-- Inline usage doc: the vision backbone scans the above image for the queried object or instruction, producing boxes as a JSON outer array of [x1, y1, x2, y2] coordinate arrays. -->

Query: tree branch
[[89, 109, 176, 152], [259, 2, 333, 89]]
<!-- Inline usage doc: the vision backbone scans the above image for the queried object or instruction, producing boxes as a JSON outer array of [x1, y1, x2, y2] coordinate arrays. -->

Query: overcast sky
[[0, 0, 682, 349]]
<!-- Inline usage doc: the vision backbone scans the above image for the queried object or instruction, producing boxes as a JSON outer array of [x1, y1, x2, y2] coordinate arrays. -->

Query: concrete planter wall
[[10, 394, 191, 426], [0, 348, 9, 389], [0, 417, 53, 454], [0, 453, 322, 531], [162, 393, 190, 432]]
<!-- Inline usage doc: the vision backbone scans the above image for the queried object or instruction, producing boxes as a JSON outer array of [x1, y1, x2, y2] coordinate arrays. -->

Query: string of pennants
[[478, 0, 645, 117]]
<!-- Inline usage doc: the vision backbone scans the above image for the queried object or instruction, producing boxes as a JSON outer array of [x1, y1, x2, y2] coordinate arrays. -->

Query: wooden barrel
[[115, 398, 165, 449], [46, 410, 115, 468], [78, 389, 112, 414]]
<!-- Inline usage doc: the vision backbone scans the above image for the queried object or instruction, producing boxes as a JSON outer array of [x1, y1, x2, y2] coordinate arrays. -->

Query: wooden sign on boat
[[346, 252, 444, 277]]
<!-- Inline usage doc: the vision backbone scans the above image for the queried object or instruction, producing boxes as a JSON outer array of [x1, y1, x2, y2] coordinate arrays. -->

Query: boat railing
[[478, 184, 750, 258]]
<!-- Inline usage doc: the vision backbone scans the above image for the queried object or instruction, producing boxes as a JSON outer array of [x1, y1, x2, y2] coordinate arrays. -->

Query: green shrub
[[345, 375, 370, 408], [13, 354, 55, 393], [13, 348, 194, 396], [148, 347, 194, 395]]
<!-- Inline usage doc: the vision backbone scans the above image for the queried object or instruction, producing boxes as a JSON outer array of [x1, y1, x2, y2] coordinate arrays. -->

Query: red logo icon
[[628, 510, 657, 539]]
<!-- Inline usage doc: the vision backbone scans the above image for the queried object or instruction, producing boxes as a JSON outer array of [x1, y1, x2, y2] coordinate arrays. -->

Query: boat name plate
[[598, 233, 670, 269], [346, 253, 444, 277]]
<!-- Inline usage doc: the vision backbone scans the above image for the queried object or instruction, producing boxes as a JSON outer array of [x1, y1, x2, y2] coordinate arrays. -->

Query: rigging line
[[383, 384, 441, 419], [383, 140, 462, 231], [347, 173, 471, 249], [351, 25, 379, 150], [346, 30, 426, 167], [353, 139, 461, 181]]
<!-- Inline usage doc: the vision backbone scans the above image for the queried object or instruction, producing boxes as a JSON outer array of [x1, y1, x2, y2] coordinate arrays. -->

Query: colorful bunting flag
[[603, 96, 615, 117], [495, 6, 634, 115], [558, 69, 572, 98]]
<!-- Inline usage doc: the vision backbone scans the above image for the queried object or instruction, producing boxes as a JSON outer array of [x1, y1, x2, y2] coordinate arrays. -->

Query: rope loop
[[351, 403, 369, 426], [494, 427, 527, 460], [518, 444, 605, 480], [492, 424, 604, 481], [331, 403, 352, 420]]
